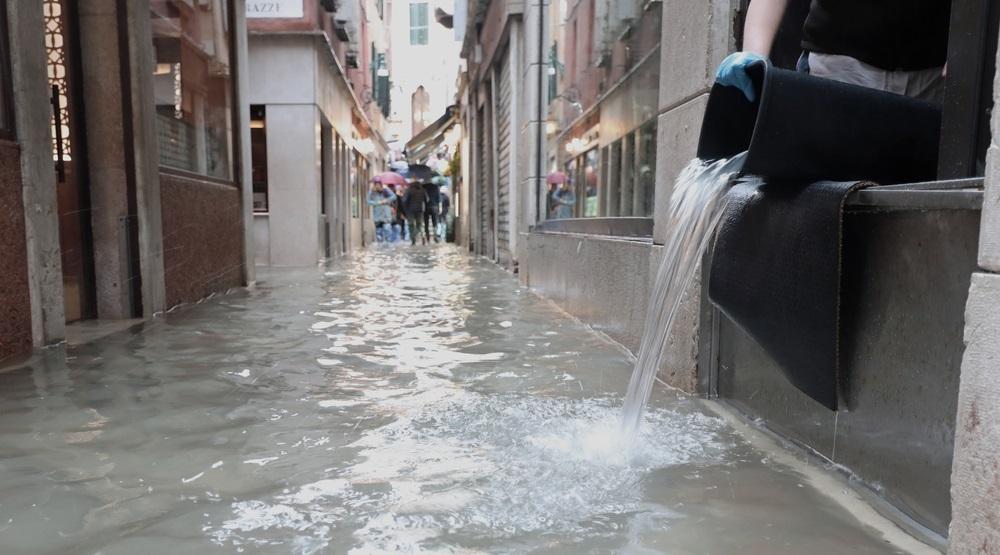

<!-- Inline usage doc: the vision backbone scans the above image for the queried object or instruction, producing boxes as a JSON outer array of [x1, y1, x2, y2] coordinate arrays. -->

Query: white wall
[[265, 104, 323, 265], [388, 0, 463, 144]]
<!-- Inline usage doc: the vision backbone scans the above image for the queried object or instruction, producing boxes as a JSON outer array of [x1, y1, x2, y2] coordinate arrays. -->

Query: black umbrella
[[402, 164, 437, 182]]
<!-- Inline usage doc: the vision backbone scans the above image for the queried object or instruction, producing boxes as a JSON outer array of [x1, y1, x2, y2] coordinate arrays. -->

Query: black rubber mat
[[698, 60, 942, 410], [708, 179, 872, 410]]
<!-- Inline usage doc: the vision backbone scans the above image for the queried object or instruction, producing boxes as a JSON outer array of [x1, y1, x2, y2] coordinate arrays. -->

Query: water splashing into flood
[[621, 153, 747, 446]]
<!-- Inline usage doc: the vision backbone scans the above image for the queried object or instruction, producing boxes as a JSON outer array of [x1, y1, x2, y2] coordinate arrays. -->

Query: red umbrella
[[375, 172, 407, 186], [546, 171, 568, 185]]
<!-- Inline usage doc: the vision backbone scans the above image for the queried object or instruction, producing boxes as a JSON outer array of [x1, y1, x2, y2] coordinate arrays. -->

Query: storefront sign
[[246, 0, 303, 18]]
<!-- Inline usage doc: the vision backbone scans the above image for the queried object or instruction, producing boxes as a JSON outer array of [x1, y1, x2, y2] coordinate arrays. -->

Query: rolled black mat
[[697, 61, 941, 185], [708, 179, 872, 410]]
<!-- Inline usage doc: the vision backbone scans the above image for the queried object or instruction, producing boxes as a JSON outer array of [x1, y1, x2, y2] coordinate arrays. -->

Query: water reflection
[[0, 247, 927, 554]]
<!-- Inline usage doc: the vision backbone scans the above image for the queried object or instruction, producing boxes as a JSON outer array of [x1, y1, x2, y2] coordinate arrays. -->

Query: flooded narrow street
[[0, 246, 932, 554]]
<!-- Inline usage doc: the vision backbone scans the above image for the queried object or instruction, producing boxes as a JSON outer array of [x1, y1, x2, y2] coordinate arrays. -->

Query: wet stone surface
[[0, 246, 926, 554]]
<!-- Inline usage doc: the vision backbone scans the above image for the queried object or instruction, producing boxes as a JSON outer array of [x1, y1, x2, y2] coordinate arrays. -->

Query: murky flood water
[[0, 247, 929, 554]]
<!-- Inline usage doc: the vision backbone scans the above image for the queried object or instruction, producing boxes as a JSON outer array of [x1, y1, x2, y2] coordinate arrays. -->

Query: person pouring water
[[716, 0, 951, 103]]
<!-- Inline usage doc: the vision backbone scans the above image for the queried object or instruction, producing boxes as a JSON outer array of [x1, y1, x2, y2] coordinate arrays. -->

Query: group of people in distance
[[368, 176, 451, 246]]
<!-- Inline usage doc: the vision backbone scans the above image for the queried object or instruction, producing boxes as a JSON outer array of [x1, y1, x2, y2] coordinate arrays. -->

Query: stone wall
[[0, 141, 32, 362], [160, 172, 245, 309], [521, 232, 653, 352], [650, 0, 737, 391], [949, 43, 1000, 554]]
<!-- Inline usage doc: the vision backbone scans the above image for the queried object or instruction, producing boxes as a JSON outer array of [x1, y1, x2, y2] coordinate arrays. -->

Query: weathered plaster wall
[[160, 173, 244, 309], [949, 40, 1000, 554], [0, 141, 32, 362]]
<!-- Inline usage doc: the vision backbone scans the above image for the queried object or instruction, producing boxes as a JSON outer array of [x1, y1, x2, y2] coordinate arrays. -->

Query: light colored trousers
[[807, 52, 945, 104]]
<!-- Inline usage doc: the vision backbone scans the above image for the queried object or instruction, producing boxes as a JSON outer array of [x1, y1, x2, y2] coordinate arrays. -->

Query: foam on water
[[213, 390, 726, 553], [620, 153, 748, 446]]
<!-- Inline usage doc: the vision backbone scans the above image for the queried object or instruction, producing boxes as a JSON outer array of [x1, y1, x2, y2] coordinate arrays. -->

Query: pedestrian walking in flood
[[439, 188, 451, 240], [391, 184, 405, 242], [551, 181, 576, 219], [423, 176, 443, 243], [367, 180, 397, 243], [401, 180, 429, 245]]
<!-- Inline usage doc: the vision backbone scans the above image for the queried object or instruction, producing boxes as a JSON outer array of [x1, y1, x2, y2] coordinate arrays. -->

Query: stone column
[[233, 0, 256, 284], [123, 0, 167, 316], [78, 0, 166, 318], [265, 104, 322, 266], [8, 0, 65, 345], [650, 0, 738, 391], [948, 40, 1000, 554], [518, 0, 549, 244]]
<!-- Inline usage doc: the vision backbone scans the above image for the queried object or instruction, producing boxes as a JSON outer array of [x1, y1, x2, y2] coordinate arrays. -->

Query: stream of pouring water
[[620, 152, 748, 446]]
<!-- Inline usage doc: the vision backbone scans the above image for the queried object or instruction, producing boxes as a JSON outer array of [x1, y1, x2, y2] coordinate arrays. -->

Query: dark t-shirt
[[801, 0, 951, 71]]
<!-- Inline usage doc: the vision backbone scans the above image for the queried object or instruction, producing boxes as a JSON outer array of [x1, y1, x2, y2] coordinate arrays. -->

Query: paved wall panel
[[160, 173, 244, 309], [0, 141, 32, 362]]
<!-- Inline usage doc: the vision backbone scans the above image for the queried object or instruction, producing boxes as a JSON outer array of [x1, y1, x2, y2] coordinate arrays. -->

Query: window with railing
[[150, 0, 235, 181]]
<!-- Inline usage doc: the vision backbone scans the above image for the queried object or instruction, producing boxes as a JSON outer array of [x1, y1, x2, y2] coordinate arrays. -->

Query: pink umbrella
[[546, 171, 568, 185], [375, 172, 407, 186]]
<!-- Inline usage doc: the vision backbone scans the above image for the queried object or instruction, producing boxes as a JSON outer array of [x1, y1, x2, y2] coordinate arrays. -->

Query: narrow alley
[[0, 246, 931, 554]]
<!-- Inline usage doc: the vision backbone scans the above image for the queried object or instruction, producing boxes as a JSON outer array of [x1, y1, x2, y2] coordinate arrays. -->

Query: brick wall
[[160, 172, 245, 309], [0, 140, 32, 362]]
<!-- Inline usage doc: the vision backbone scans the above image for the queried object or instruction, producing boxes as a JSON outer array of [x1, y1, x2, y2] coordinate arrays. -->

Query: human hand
[[716, 52, 766, 102]]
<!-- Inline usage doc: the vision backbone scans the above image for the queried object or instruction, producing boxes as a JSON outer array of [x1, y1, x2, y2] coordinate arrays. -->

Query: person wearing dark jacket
[[439, 190, 451, 239], [422, 178, 442, 243], [401, 182, 429, 245], [716, 0, 950, 103]]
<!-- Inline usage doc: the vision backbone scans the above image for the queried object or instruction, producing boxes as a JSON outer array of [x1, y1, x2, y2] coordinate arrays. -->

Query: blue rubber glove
[[716, 52, 766, 102]]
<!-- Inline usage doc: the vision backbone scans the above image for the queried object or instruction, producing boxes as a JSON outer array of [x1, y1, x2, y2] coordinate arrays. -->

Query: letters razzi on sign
[[246, 0, 304, 18]]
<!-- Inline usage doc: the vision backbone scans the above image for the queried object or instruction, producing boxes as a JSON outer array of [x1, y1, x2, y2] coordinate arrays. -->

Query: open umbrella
[[547, 171, 568, 185], [403, 164, 437, 182], [375, 172, 407, 187]]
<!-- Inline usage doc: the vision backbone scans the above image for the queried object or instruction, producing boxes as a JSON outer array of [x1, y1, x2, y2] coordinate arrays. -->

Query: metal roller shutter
[[495, 50, 512, 265]]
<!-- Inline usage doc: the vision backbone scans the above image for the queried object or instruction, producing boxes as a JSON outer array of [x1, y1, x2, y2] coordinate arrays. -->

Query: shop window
[[619, 136, 635, 216], [582, 148, 599, 217], [250, 105, 267, 212], [607, 141, 622, 217], [635, 121, 657, 217], [150, 0, 234, 180], [409, 2, 428, 46]]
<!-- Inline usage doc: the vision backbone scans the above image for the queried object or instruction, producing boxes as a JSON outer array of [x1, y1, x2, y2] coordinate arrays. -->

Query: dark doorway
[[44, 0, 96, 322]]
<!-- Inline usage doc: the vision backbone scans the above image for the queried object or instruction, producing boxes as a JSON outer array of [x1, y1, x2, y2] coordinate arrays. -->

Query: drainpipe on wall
[[535, 0, 545, 224]]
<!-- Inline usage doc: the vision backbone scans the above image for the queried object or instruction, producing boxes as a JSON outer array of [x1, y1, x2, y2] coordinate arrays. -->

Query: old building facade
[[1, 0, 256, 361], [247, 0, 391, 265]]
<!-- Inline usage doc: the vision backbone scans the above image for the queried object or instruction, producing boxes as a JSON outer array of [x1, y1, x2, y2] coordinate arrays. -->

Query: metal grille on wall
[[43, 0, 72, 163]]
